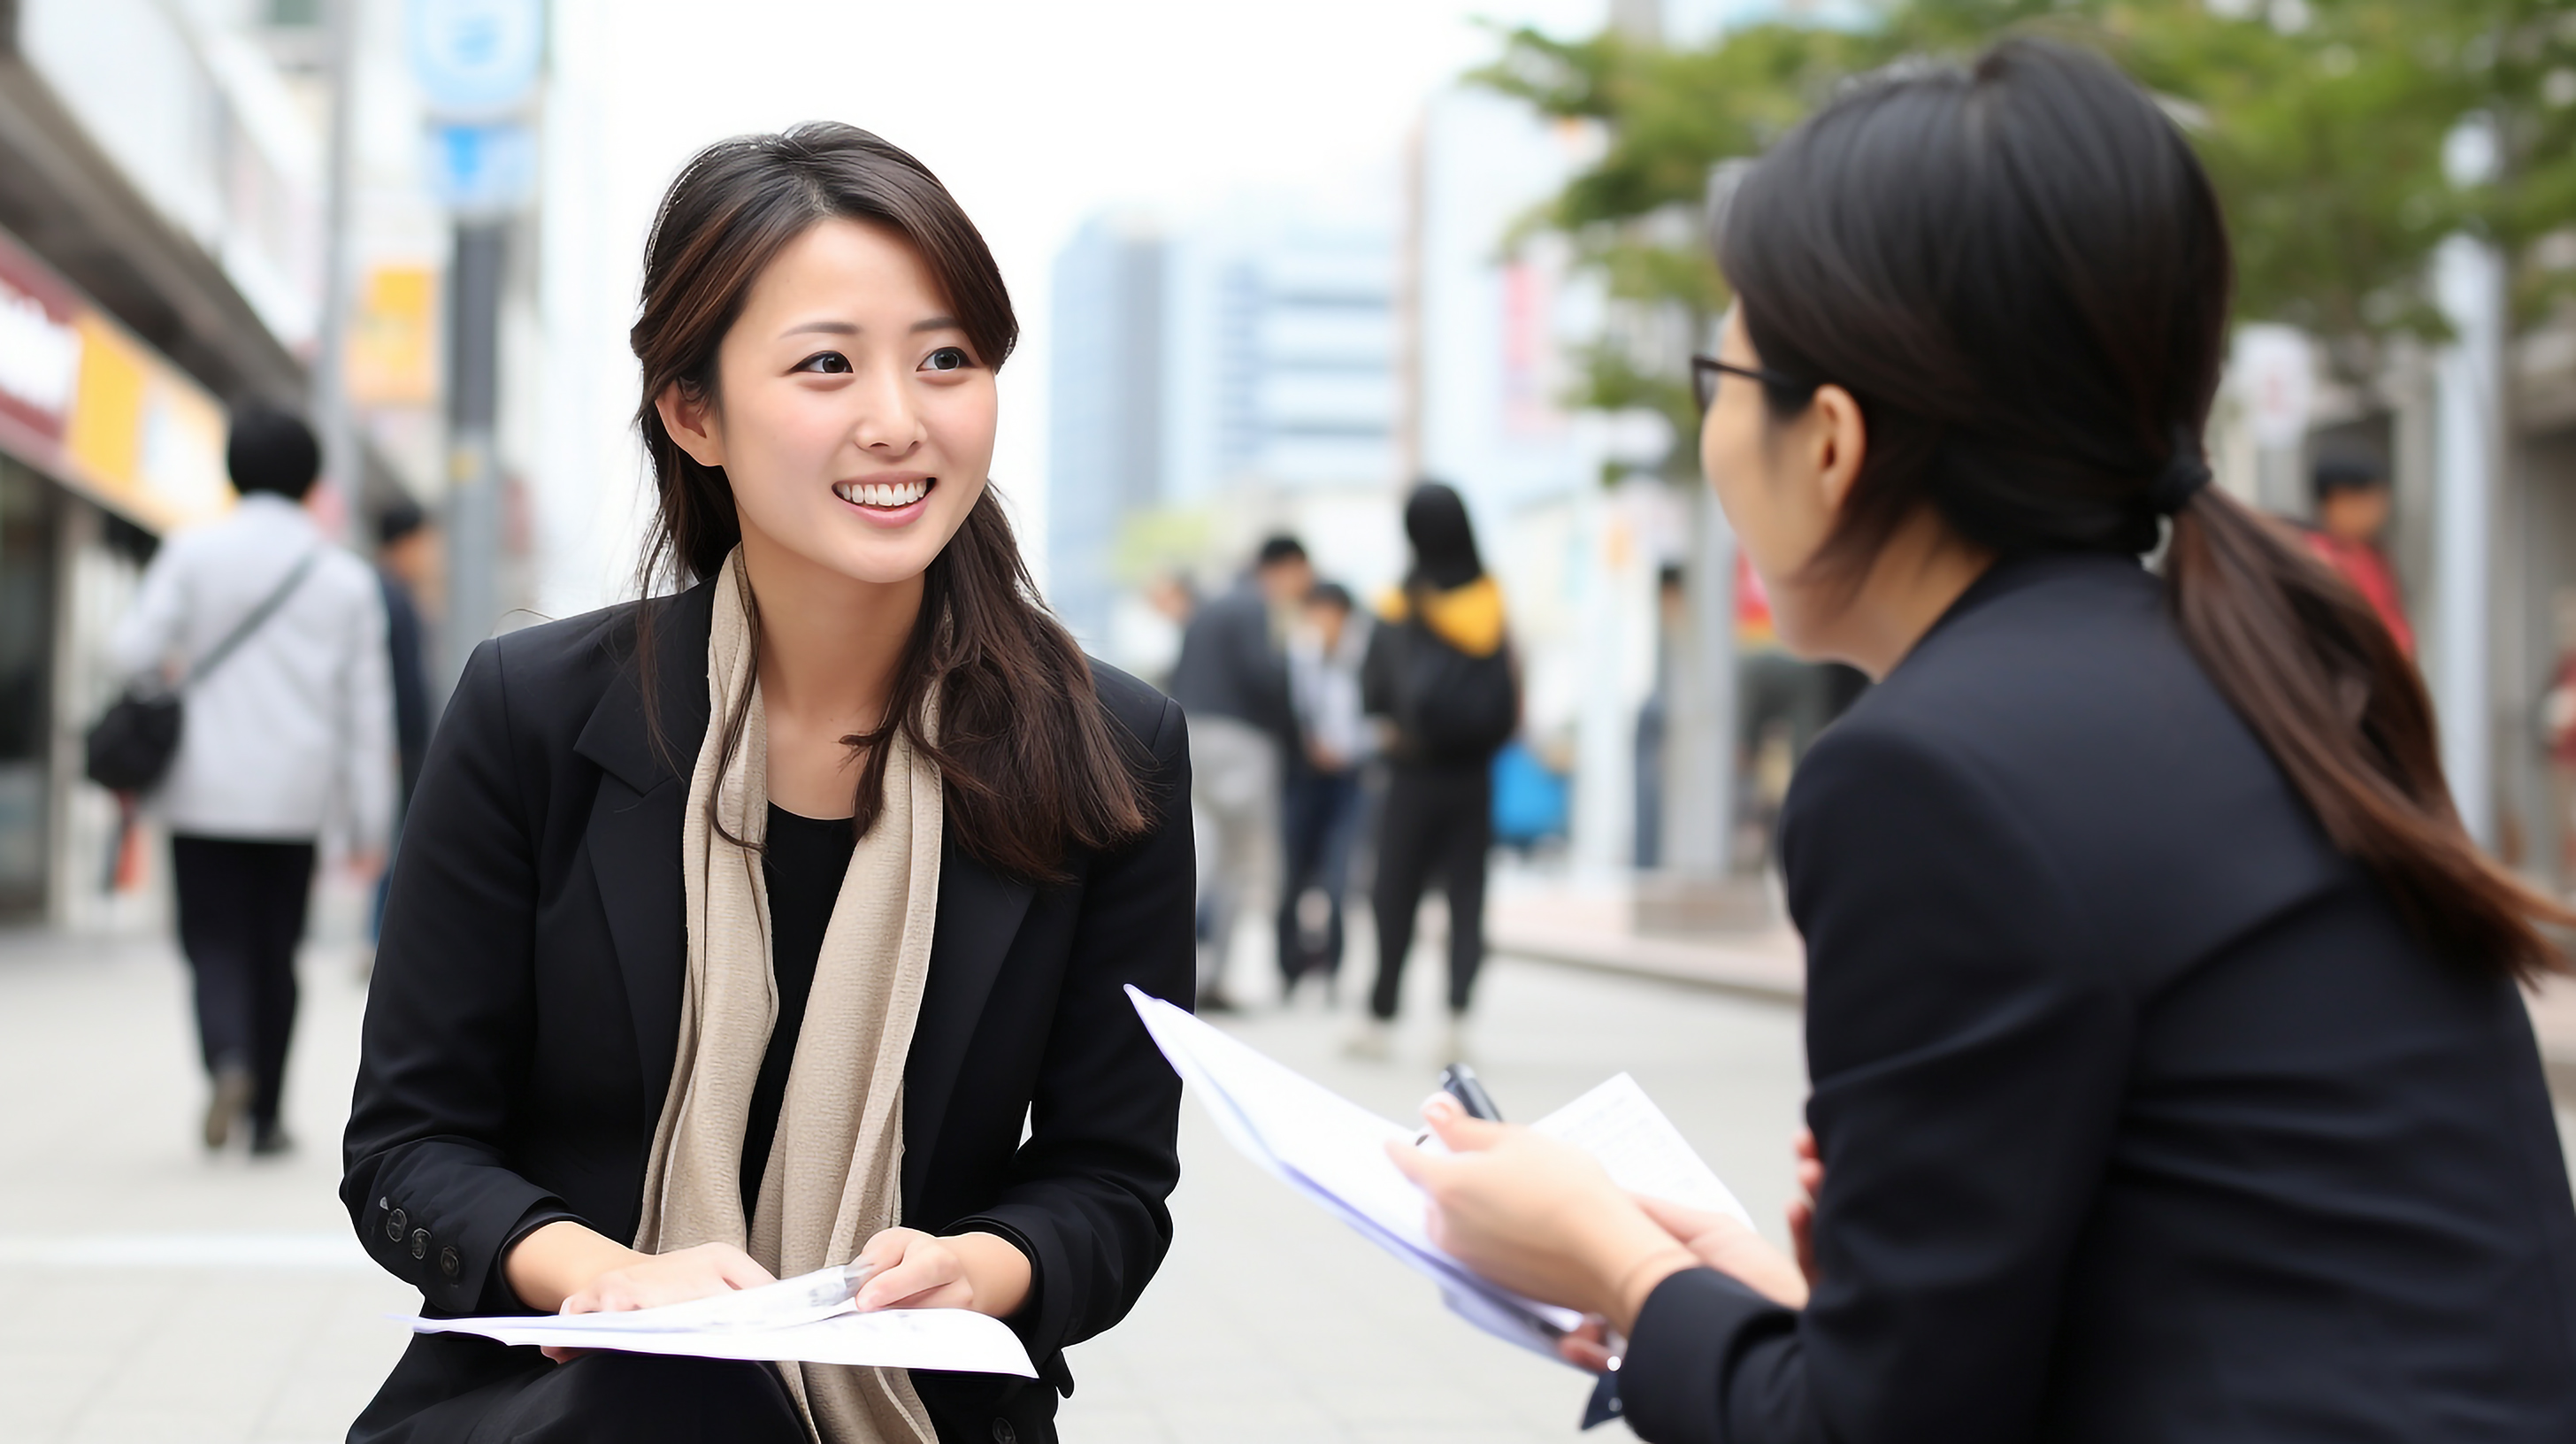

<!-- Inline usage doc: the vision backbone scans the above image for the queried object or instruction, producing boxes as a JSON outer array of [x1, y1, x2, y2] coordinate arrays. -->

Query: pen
[[1422, 1066, 1624, 1432], [1438, 1064, 1502, 1122], [685, 1259, 881, 1331]]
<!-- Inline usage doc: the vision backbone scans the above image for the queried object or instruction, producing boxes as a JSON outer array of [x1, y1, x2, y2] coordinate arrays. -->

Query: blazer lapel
[[572, 582, 716, 1115], [904, 839, 1034, 1204]]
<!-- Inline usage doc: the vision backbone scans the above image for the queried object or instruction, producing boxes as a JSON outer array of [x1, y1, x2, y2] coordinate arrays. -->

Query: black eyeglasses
[[1690, 354, 1813, 413]]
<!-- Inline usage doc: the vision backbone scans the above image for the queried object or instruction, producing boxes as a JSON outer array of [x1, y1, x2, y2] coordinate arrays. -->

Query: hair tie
[[2149, 426, 2212, 515]]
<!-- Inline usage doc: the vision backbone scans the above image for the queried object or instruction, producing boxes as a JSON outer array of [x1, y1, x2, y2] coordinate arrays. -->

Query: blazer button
[[410, 1228, 430, 1261], [989, 1421, 1016, 1444], [439, 1246, 462, 1279], [387, 1208, 407, 1242]]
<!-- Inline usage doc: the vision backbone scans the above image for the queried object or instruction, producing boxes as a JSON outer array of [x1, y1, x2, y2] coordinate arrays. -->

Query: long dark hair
[[1719, 38, 2569, 980], [1403, 481, 1484, 592], [631, 122, 1147, 880]]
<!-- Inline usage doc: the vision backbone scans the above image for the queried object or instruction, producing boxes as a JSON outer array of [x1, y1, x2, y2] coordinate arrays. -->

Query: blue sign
[[408, 0, 544, 119], [426, 122, 537, 217]]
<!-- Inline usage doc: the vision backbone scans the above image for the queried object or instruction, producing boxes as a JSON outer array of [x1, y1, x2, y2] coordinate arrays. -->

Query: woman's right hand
[[1633, 1195, 1809, 1309], [559, 1240, 776, 1315], [505, 1221, 776, 1363], [542, 1240, 775, 1364]]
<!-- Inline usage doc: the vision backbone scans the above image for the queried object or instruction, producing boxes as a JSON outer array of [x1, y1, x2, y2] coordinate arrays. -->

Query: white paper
[[402, 1302, 1036, 1377], [1531, 1072, 1752, 1227], [1127, 987, 1742, 1365]]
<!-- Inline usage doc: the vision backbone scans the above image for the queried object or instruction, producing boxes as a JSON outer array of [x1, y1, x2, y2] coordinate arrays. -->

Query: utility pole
[[407, 0, 543, 683], [312, 0, 361, 540], [2431, 118, 2503, 849], [444, 221, 504, 681]]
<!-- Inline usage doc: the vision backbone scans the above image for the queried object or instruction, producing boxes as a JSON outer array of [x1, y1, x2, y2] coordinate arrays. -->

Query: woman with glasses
[[1390, 38, 2576, 1443]]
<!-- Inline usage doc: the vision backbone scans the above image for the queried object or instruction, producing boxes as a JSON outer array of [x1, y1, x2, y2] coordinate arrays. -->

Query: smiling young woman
[[341, 125, 1195, 1444]]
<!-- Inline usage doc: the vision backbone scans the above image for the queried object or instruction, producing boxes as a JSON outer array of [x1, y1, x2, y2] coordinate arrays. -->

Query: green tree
[[1476, 0, 2576, 456]]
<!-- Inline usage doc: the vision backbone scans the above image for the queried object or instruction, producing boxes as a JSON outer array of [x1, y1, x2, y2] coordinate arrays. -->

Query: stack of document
[[402, 1266, 1038, 1376], [1124, 986, 1748, 1363]]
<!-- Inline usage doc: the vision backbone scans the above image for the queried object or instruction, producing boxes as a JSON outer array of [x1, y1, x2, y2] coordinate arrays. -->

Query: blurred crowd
[[1145, 482, 1521, 1066]]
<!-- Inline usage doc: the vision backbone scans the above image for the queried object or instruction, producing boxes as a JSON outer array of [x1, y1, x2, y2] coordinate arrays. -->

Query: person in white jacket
[[111, 405, 393, 1156]]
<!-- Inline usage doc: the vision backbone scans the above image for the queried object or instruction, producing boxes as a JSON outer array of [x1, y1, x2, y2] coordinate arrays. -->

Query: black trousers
[[356, 1352, 805, 1444], [1276, 764, 1363, 984], [171, 834, 315, 1126], [1368, 764, 1491, 1020], [354, 1337, 1056, 1443]]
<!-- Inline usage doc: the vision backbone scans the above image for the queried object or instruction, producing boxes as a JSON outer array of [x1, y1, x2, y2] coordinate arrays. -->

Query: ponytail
[[2166, 486, 2572, 980]]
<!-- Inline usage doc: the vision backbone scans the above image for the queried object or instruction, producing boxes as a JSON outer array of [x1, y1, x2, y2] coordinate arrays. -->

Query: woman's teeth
[[835, 479, 932, 509]]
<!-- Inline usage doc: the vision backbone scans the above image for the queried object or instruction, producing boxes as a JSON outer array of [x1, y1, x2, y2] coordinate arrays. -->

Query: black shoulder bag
[[85, 551, 322, 793]]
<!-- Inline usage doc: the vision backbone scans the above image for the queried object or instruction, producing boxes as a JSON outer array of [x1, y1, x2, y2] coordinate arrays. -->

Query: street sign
[[426, 121, 537, 217], [407, 0, 544, 120]]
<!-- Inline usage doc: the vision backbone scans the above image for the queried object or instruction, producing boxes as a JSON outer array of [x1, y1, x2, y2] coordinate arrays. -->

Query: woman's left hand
[[1385, 1095, 1697, 1330], [850, 1228, 1032, 1319]]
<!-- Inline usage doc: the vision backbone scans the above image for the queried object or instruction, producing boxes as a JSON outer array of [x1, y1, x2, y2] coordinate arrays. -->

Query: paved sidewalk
[[0, 912, 1813, 1444], [0, 923, 413, 1444]]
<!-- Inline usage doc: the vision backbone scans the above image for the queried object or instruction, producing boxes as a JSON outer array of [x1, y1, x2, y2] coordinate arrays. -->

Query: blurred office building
[[1047, 192, 1407, 651], [0, 0, 488, 930], [1046, 212, 1169, 649]]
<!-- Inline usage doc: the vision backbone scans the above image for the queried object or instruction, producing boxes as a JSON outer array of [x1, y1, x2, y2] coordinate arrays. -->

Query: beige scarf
[[633, 551, 942, 1444]]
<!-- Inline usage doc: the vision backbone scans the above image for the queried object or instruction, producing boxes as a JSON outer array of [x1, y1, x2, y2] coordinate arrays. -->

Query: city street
[[0, 902, 1810, 1444]]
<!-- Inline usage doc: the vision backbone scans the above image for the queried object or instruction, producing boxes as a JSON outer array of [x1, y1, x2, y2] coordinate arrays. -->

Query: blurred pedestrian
[[110, 403, 393, 1156], [1351, 483, 1515, 1064], [2301, 454, 2413, 656], [1634, 565, 1684, 868], [366, 500, 440, 957], [1386, 42, 2576, 1443], [1277, 580, 1370, 999], [1169, 534, 1309, 1011]]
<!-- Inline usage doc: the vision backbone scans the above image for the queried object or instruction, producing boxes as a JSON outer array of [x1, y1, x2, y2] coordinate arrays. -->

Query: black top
[[341, 577, 1196, 1444], [1618, 553, 2576, 1444], [740, 804, 858, 1217]]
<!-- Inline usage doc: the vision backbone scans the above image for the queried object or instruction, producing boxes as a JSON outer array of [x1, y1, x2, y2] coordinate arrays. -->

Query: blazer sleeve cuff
[[357, 1168, 564, 1318], [950, 1204, 1074, 1394], [1620, 1266, 1795, 1444]]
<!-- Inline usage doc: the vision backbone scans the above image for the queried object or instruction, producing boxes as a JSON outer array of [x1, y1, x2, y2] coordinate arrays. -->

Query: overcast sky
[[534, 0, 1611, 611]]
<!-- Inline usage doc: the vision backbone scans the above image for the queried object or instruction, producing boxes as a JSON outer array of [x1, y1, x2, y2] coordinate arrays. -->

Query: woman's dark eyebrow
[[778, 316, 963, 339]]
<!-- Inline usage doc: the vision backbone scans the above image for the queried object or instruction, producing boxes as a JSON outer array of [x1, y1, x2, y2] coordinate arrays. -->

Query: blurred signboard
[[0, 224, 230, 534], [410, 0, 543, 217], [425, 121, 538, 217], [407, 0, 545, 119], [2233, 323, 2314, 451], [349, 265, 440, 406]]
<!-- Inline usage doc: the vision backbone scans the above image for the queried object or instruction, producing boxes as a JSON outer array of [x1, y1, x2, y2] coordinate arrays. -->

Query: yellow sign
[[62, 313, 229, 529], [349, 265, 438, 407], [0, 220, 230, 534]]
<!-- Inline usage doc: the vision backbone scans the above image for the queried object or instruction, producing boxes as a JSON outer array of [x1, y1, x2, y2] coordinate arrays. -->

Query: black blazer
[[1620, 554, 2576, 1443], [341, 578, 1195, 1444]]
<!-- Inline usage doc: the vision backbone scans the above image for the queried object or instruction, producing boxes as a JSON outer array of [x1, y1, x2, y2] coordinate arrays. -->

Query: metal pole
[[2431, 231, 2502, 849], [442, 220, 505, 687], [1663, 480, 1736, 874], [313, 0, 362, 540]]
